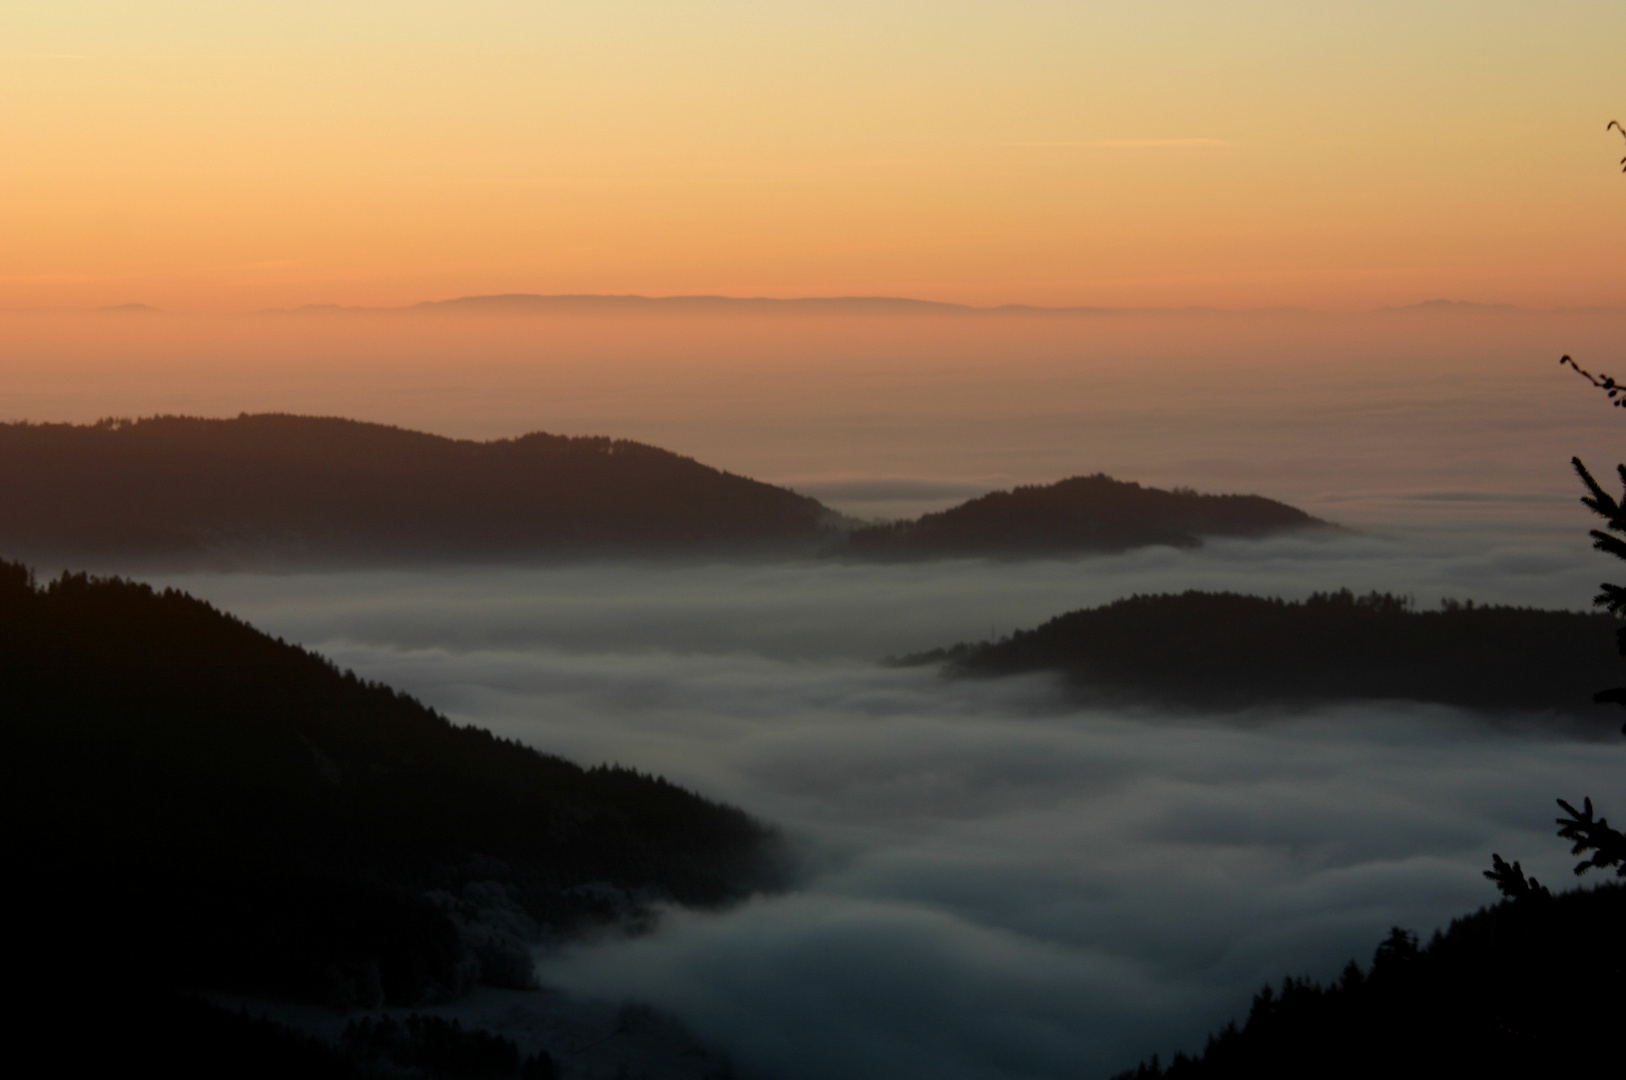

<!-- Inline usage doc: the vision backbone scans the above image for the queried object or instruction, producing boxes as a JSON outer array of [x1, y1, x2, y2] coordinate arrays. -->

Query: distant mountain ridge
[[0, 414, 835, 564], [272, 293, 1235, 316], [272, 292, 1596, 316], [0, 414, 1329, 566], [846, 474, 1330, 558], [418, 293, 975, 315]]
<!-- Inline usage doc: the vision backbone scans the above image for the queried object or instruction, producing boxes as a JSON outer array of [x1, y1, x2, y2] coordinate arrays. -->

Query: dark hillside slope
[[845, 474, 1327, 558], [0, 414, 831, 563], [0, 561, 783, 1005], [1113, 884, 1626, 1079], [915, 590, 1621, 717]]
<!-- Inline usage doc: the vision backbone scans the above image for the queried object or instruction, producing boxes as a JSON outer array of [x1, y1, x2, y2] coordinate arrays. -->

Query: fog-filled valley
[[10, 302, 1626, 1077], [15, 4, 1626, 1074], [129, 501, 1626, 1079]]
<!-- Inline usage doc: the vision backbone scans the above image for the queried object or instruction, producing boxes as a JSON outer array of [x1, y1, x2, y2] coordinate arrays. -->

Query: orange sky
[[5, 2, 1626, 312]]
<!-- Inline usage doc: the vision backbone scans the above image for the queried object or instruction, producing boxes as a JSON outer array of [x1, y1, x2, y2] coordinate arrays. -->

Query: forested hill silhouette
[[1, 560, 785, 1009], [907, 590, 1620, 717], [1112, 883, 1625, 1079], [0, 414, 834, 564], [844, 474, 1328, 558]]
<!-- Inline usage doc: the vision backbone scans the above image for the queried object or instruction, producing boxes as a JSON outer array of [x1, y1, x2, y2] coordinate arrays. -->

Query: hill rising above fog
[[0, 414, 834, 564], [846, 474, 1330, 558], [0, 414, 1330, 566], [909, 589, 1622, 718], [1, 560, 783, 1009]]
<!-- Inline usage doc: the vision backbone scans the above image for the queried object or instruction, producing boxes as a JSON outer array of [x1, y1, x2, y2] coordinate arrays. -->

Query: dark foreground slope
[[0, 414, 831, 564], [22, 997, 557, 1080], [845, 474, 1327, 558], [912, 590, 1621, 717], [0, 561, 784, 1008], [1114, 883, 1626, 1079]]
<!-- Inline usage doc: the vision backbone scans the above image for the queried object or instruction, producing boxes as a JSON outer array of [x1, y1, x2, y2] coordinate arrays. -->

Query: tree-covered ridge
[[845, 474, 1327, 558], [0, 415, 1333, 566], [909, 589, 1621, 716], [0, 561, 784, 1006], [0, 414, 832, 563], [1113, 883, 1625, 1079]]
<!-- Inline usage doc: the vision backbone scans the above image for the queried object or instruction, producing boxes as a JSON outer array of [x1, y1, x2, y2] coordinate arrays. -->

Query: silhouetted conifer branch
[[1571, 456, 1626, 528], [1483, 853, 1550, 900], [1595, 583, 1626, 616], [1555, 797, 1626, 878], [1591, 531, 1626, 568], [1569, 458, 1626, 711], [1612, 119, 1626, 171]]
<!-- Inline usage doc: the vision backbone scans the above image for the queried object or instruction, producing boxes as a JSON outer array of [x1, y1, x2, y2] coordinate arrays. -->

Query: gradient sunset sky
[[6, 2, 1625, 312]]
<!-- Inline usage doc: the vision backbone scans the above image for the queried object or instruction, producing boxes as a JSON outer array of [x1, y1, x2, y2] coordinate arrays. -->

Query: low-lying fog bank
[[139, 517, 1602, 665], [148, 521, 1626, 1079]]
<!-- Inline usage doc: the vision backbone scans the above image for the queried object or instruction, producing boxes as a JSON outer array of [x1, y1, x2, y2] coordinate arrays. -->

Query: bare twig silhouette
[[1559, 354, 1626, 407]]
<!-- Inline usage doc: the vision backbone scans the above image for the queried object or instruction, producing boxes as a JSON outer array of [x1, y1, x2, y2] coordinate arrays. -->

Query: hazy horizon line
[[6, 295, 1622, 318]]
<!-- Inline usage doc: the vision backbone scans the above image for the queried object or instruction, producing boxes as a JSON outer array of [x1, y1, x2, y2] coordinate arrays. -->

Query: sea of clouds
[[34, 301, 1616, 1077], [150, 511, 1626, 1080]]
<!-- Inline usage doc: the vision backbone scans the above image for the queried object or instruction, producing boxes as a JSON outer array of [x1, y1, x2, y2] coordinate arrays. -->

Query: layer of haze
[[143, 507, 1626, 1079], [4, 303, 1625, 522], [6, 2, 1626, 310]]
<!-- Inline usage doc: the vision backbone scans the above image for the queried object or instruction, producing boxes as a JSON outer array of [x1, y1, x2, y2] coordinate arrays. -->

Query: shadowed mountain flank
[[845, 474, 1330, 558], [908, 590, 1621, 718], [0, 414, 834, 565], [1113, 884, 1626, 1079], [0, 561, 785, 1007]]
